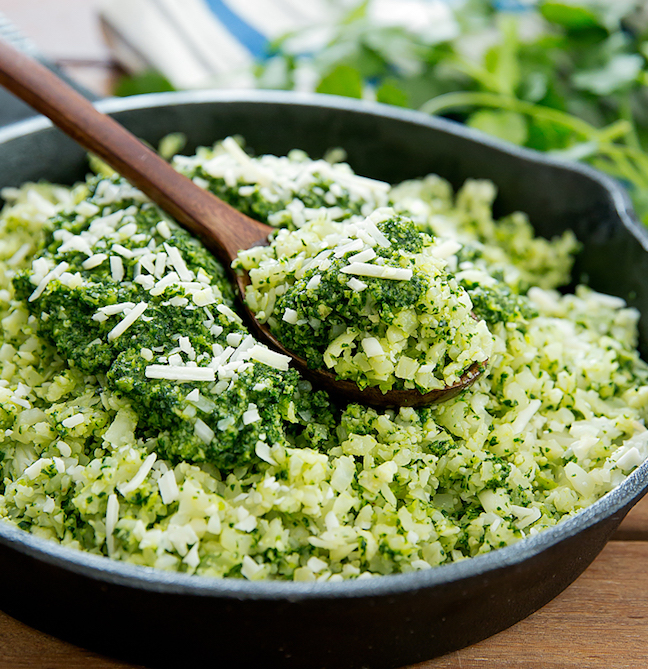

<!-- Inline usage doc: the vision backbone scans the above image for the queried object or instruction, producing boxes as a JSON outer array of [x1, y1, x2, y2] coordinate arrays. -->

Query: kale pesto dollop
[[236, 208, 494, 393], [14, 175, 335, 470]]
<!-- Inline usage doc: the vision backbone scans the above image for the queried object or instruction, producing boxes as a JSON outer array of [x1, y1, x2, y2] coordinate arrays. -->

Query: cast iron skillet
[[0, 90, 647, 669]]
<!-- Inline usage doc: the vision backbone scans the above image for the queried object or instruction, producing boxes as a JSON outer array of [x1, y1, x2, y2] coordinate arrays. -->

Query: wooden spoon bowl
[[235, 270, 485, 407]]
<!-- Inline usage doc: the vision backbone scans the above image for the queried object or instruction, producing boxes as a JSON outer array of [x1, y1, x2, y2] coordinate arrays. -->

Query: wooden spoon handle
[[0, 39, 271, 262]]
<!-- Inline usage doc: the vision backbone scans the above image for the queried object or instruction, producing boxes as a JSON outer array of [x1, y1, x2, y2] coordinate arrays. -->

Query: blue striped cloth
[[98, 0, 467, 89], [99, 0, 337, 89]]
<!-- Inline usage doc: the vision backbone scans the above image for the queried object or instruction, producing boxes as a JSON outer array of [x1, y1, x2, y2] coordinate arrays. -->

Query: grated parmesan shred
[[118, 453, 157, 496], [341, 262, 413, 281], [106, 494, 119, 555], [145, 365, 216, 382], [247, 345, 291, 371], [29, 261, 69, 302], [110, 256, 124, 282], [107, 302, 148, 341]]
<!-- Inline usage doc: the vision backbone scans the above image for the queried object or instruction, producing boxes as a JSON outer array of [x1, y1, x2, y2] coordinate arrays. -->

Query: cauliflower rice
[[0, 138, 647, 582]]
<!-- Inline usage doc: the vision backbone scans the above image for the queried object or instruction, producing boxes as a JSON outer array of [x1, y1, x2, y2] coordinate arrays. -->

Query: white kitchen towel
[[99, 0, 464, 90], [99, 0, 341, 89]]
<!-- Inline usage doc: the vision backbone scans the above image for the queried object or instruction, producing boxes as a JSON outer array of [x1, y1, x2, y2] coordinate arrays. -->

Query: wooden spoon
[[0, 39, 483, 408]]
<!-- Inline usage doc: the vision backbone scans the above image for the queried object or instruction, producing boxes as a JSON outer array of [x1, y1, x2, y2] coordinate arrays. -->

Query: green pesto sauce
[[452, 244, 538, 324], [190, 166, 365, 229], [14, 175, 337, 470], [463, 282, 538, 324], [271, 217, 430, 370]]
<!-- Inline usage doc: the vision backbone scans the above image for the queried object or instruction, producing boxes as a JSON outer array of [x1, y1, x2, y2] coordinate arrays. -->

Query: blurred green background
[[118, 0, 648, 225]]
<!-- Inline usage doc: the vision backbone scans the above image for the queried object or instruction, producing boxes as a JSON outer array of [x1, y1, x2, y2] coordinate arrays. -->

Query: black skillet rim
[[0, 88, 646, 601]]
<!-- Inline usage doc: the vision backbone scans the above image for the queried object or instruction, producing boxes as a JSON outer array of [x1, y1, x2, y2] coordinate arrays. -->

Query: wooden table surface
[[1, 2, 648, 667]]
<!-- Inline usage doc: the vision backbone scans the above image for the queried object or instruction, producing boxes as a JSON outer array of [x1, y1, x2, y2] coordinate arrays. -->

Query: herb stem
[[420, 92, 605, 140]]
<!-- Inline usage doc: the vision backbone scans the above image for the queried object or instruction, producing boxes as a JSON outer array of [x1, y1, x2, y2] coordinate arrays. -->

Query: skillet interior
[[0, 90, 647, 669]]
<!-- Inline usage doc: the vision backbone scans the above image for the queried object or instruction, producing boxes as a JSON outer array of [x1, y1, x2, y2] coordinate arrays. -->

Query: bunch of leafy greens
[[251, 0, 648, 224]]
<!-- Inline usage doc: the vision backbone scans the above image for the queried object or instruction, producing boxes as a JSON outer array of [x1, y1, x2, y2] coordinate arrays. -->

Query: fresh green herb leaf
[[468, 109, 528, 145], [539, 2, 601, 31], [316, 64, 363, 98], [114, 71, 176, 97], [376, 80, 409, 107]]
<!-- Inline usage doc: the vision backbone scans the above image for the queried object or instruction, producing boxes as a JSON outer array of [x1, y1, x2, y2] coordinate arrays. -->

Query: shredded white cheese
[[145, 365, 216, 382], [348, 248, 376, 264], [112, 244, 134, 259], [194, 418, 215, 444], [7, 243, 31, 267], [362, 217, 391, 247], [216, 303, 242, 323], [97, 302, 136, 316], [306, 275, 321, 290], [156, 220, 171, 239], [110, 256, 124, 282], [82, 253, 108, 270], [150, 271, 179, 297], [247, 345, 291, 371], [341, 262, 412, 281], [242, 403, 261, 425], [255, 441, 277, 465], [62, 413, 85, 429], [433, 239, 462, 260], [107, 302, 148, 341], [154, 251, 167, 277], [334, 238, 364, 258], [106, 493, 119, 555], [361, 337, 385, 358], [164, 243, 193, 282], [158, 470, 179, 505], [118, 453, 157, 496], [29, 261, 69, 302], [283, 308, 299, 324], [226, 332, 243, 347], [347, 277, 367, 291]]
